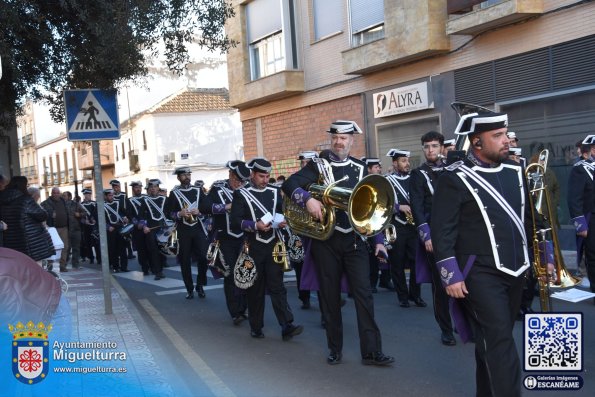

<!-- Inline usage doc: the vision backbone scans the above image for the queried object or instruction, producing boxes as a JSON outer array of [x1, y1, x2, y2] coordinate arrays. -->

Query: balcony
[[231, 71, 305, 109], [342, 1, 450, 75], [446, 0, 544, 36], [77, 141, 115, 170]]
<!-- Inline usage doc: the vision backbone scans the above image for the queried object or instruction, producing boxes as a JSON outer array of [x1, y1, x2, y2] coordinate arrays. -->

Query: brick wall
[[242, 95, 366, 178]]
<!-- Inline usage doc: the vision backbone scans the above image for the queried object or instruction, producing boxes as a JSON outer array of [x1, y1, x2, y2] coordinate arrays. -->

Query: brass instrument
[[405, 211, 415, 226], [272, 236, 292, 272], [182, 203, 198, 224], [284, 160, 395, 241], [206, 240, 220, 262], [384, 224, 397, 244], [525, 156, 581, 311]]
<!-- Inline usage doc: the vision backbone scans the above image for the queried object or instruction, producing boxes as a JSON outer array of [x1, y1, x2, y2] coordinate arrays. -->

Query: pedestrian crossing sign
[[64, 89, 120, 141]]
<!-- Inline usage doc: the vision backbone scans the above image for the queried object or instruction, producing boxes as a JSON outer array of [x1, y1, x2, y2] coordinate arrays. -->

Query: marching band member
[[410, 130, 456, 346], [127, 181, 150, 275], [282, 121, 394, 366], [166, 167, 209, 299], [103, 189, 129, 272], [362, 157, 393, 292], [230, 157, 303, 340], [385, 149, 426, 308], [568, 135, 595, 297], [202, 160, 250, 323], [431, 111, 533, 396], [110, 179, 135, 260], [80, 188, 100, 265], [139, 179, 167, 280]]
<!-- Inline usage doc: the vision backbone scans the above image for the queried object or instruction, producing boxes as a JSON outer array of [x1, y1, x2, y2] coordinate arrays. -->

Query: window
[[313, 0, 343, 41], [142, 130, 147, 150], [121, 142, 125, 159], [63, 150, 68, 182], [56, 154, 61, 184], [115, 145, 119, 161], [246, 0, 299, 80], [350, 0, 384, 47]]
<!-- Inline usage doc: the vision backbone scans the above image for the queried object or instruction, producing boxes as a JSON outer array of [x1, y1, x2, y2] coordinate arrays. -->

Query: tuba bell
[[525, 154, 581, 311], [284, 159, 395, 241]]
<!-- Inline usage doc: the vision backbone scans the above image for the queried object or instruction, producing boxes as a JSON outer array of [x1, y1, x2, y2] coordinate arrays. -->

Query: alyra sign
[[373, 82, 432, 118]]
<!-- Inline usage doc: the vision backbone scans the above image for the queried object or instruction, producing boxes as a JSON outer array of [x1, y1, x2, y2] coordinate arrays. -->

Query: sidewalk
[[4, 264, 192, 397]]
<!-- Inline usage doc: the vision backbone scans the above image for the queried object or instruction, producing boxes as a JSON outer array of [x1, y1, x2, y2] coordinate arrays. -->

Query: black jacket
[[0, 189, 55, 261]]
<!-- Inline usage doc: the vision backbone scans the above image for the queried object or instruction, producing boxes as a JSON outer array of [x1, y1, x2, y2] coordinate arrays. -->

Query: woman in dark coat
[[0, 176, 55, 262]]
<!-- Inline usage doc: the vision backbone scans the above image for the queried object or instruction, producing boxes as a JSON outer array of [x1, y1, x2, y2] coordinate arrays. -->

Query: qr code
[[524, 313, 582, 371]]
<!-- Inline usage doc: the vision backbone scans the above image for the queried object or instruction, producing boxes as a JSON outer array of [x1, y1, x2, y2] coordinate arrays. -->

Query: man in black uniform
[[202, 160, 250, 323], [127, 181, 150, 275], [139, 179, 167, 280], [230, 157, 303, 340], [80, 188, 100, 265], [110, 179, 135, 260], [282, 120, 394, 366], [103, 189, 129, 272], [431, 111, 532, 397], [410, 130, 456, 346], [362, 157, 393, 293], [568, 135, 595, 295], [166, 166, 209, 299], [385, 149, 426, 308]]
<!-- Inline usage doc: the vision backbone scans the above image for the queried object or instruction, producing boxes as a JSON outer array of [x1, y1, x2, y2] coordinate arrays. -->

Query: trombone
[[525, 153, 581, 311]]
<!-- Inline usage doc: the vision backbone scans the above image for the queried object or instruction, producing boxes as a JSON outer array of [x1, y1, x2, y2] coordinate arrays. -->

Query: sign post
[[65, 89, 120, 315]]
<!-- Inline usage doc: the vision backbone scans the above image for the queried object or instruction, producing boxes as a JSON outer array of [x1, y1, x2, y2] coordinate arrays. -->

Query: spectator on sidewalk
[[0, 176, 55, 264], [63, 191, 84, 269], [42, 187, 70, 272]]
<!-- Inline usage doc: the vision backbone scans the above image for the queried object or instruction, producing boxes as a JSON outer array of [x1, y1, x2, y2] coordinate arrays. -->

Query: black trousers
[[369, 250, 391, 288], [178, 225, 208, 293], [311, 232, 382, 356], [425, 250, 454, 334], [389, 226, 420, 301], [132, 228, 150, 272], [145, 230, 165, 275], [220, 238, 247, 318], [246, 240, 294, 332], [584, 215, 595, 292], [107, 229, 128, 271], [291, 259, 311, 303], [82, 225, 101, 263], [462, 258, 524, 397]]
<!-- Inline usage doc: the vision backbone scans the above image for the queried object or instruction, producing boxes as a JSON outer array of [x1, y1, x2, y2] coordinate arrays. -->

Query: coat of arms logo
[[9, 321, 52, 385]]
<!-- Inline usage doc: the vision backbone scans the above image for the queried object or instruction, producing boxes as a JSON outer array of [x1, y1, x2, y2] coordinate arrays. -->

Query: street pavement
[[4, 252, 594, 397]]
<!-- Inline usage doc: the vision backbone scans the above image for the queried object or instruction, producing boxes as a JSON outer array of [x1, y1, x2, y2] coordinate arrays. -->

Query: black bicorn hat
[[444, 139, 456, 147], [194, 180, 205, 188], [109, 179, 120, 186], [173, 166, 192, 175], [246, 157, 272, 173], [455, 111, 508, 136], [326, 120, 363, 135], [129, 180, 143, 188], [227, 160, 250, 180], [297, 151, 318, 160], [361, 157, 381, 167], [146, 179, 161, 188], [103, 188, 114, 195], [82, 188, 92, 195], [386, 149, 411, 160], [582, 134, 595, 145]]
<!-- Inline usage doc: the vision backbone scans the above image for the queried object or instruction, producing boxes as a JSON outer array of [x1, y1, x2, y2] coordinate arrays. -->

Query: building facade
[[36, 133, 84, 200], [112, 88, 243, 194], [226, 0, 595, 246]]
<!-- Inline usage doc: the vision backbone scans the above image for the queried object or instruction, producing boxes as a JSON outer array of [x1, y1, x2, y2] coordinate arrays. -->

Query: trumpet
[[183, 203, 198, 224], [272, 237, 292, 272], [405, 211, 415, 226], [384, 224, 397, 244]]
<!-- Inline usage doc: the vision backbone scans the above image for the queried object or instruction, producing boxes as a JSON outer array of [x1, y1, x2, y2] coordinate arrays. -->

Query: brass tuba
[[284, 160, 395, 241], [525, 154, 581, 311]]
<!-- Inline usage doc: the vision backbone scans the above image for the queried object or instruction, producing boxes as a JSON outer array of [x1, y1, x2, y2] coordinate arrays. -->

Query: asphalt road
[[104, 257, 594, 397]]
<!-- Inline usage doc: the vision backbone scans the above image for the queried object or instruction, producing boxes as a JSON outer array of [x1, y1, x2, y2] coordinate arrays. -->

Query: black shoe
[[441, 332, 456, 346], [154, 273, 165, 280], [196, 285, 206, 298], [301, 300, 311, 310], [361, 352, 395, 366], [250, 329, 264, 339], [410, 297, 427, 307], [327, 351, 342, 365], [233, 315, 246, 326], [282, 324, 303, 341], [399, 300, 410, 308], [185, 291, 194, 300]]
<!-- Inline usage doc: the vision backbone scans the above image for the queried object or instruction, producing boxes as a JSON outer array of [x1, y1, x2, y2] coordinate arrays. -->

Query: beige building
[[226, 0, 595, 246]]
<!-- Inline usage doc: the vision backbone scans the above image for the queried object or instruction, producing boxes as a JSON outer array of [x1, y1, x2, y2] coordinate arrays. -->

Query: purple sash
[[415, 241, 432, 284], [300, 237, 350, 293], [449, 255, 476, 344]]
